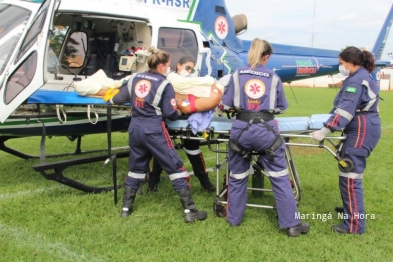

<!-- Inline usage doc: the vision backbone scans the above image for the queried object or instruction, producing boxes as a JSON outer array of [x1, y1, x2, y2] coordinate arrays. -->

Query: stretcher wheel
[[213, 198, 226, 217], [338, 158, 354, 173]]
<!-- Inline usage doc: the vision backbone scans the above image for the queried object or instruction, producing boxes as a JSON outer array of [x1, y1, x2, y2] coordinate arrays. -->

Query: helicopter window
[[61, 31, 87, 68], [0, 4, 31, 76], [215, 6, 226, 15], [16, 0, 51, 63], [5, 51, 37, 104], [49, 26, 69, 57], [158, 28, 198, 70]]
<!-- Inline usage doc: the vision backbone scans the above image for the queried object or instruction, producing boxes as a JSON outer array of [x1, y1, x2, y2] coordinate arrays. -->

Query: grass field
[[1, 87, 393, 261]]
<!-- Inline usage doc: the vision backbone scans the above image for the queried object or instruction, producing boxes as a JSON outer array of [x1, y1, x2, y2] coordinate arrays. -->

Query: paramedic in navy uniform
[[109, 47, 207, 223], [221, 38, 310, 237], [148, 56, 215, 193], [311, 46, 381, 234]]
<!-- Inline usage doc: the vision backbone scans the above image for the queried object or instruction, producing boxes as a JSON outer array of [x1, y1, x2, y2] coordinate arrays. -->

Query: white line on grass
[[0, 186, 63, 201], [0, 222, 104, 261]]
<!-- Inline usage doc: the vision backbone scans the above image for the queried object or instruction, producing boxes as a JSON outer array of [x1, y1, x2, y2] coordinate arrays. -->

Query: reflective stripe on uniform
[[334, 108, 353, 121], [233, 70, 240, 109], [184, 148, 201, 155], [269, 75, 278, 112], [127, 74, 137, 97], [266, 169, 288, 177], [234, 70, 279, 112], [339, 171, 363, 179], [127, 171, 146, 179], [108, 74, 136, 105], [152, 80, 170, 115], [230, 170, 248, 179], [168, 171, 189, 180], [361, 80, 377, 112]]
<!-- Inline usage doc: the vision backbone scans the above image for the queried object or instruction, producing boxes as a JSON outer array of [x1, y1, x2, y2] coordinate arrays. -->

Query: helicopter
[[0, 0, 391, 193]]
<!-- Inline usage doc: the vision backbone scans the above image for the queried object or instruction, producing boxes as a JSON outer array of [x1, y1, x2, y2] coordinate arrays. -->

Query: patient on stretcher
[[72, 69, 130, 98], [168, 71, 224, 114], [72, 66, 224, 114]]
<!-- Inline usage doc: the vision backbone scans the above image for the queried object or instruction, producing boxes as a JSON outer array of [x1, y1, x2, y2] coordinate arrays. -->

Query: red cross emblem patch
[[134, 80, 151, 98], [244, 79, 266, 99]]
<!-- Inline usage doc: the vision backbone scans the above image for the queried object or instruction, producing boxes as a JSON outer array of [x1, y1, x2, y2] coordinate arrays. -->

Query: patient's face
[[177, 62, 195, 74]]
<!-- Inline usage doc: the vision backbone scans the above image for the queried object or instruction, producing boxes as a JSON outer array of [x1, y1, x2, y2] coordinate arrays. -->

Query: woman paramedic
[[221, 38, 310, 237], [108, 47, 207, 223], [148, 56, 215, 193], [310, 46, 381, 234]]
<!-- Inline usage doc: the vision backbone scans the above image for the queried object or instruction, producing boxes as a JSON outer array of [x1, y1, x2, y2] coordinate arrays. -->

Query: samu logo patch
[[345, 87, 357, 93]]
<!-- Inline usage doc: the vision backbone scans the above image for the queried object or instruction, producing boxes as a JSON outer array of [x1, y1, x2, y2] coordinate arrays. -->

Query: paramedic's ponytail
[[361, 50, 376, 73], [147, 47, 171, 73], [248, 38, 273, 69], [339, 46, 376, 73]]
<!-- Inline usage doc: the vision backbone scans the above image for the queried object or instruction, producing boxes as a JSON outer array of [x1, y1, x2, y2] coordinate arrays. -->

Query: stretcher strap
[[188, 94, 196, 113], [56, 105, 67, 124], [87, 105, 99, 125]]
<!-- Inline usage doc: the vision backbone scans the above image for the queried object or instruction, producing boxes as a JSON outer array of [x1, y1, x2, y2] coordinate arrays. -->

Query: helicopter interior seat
[[82, 32, 120, 79]]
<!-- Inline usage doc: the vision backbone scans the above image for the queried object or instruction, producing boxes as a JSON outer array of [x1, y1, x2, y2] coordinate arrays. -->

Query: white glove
[[311, 127, 331, 141], [215, 102, 231, 116], [215, 103, 224, 116]]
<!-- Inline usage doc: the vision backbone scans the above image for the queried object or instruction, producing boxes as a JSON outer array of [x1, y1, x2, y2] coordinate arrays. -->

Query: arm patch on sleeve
[[345, 87, 357, 93]]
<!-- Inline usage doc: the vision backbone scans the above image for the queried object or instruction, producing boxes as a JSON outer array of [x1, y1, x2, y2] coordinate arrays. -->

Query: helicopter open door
[[0, 0, 58, 123]]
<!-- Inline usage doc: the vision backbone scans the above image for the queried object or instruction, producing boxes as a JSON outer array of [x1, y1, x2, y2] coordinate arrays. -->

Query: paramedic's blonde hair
[[147, 47, 171, 73], [247, 38, 273, 69]]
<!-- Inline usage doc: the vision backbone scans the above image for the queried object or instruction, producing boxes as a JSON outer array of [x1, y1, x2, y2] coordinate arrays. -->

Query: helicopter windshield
[[0, 4, 31, 76]]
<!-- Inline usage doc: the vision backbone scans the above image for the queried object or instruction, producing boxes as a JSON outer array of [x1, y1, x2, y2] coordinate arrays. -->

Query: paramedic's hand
[[215, 103, 224, 116], [215, 103, 231, 116], [310, 127, 331, 141]]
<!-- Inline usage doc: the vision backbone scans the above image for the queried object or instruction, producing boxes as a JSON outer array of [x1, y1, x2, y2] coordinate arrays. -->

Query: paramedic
[[109, 47, 207, 223], [221, 38, 310, 237], [311, 46, 381, 234], [148, 56, 215, 193]]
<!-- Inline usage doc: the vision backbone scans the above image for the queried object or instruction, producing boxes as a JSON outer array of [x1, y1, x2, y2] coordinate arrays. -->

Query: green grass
[[1, 87, 393, 261]]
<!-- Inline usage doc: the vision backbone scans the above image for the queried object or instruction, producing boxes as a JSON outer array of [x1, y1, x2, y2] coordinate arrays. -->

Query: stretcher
[[165, 114, 349, 216], [24, 90, 351, 211]]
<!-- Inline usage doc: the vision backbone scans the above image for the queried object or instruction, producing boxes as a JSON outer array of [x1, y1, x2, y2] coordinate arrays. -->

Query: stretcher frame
[[5, 91, 131, 203], [20, 90, 352, 210], [166, 118, 348, 217]]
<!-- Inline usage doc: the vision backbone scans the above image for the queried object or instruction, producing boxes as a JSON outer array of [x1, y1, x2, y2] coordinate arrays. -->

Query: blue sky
[[225, 0, 393, 61]]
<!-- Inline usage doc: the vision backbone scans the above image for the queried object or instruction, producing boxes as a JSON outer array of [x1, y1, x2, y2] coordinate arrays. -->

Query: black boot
[[178, 188, 207, 222], [287, 223, 310, 237], [121, 185, 137, 218], [148, 183, 158, 192], [186, 153, 215, 193], [331, 224, 349, 234], [199, 174, 216, 193], [148, 158, 162, 192], [335, 206, 344, 213]]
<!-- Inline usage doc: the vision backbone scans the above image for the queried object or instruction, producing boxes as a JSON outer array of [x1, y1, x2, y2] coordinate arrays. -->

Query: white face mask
[[164, 66, 171, 76], [339, 65, 350, 76], [179, 69, 191, 77]]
